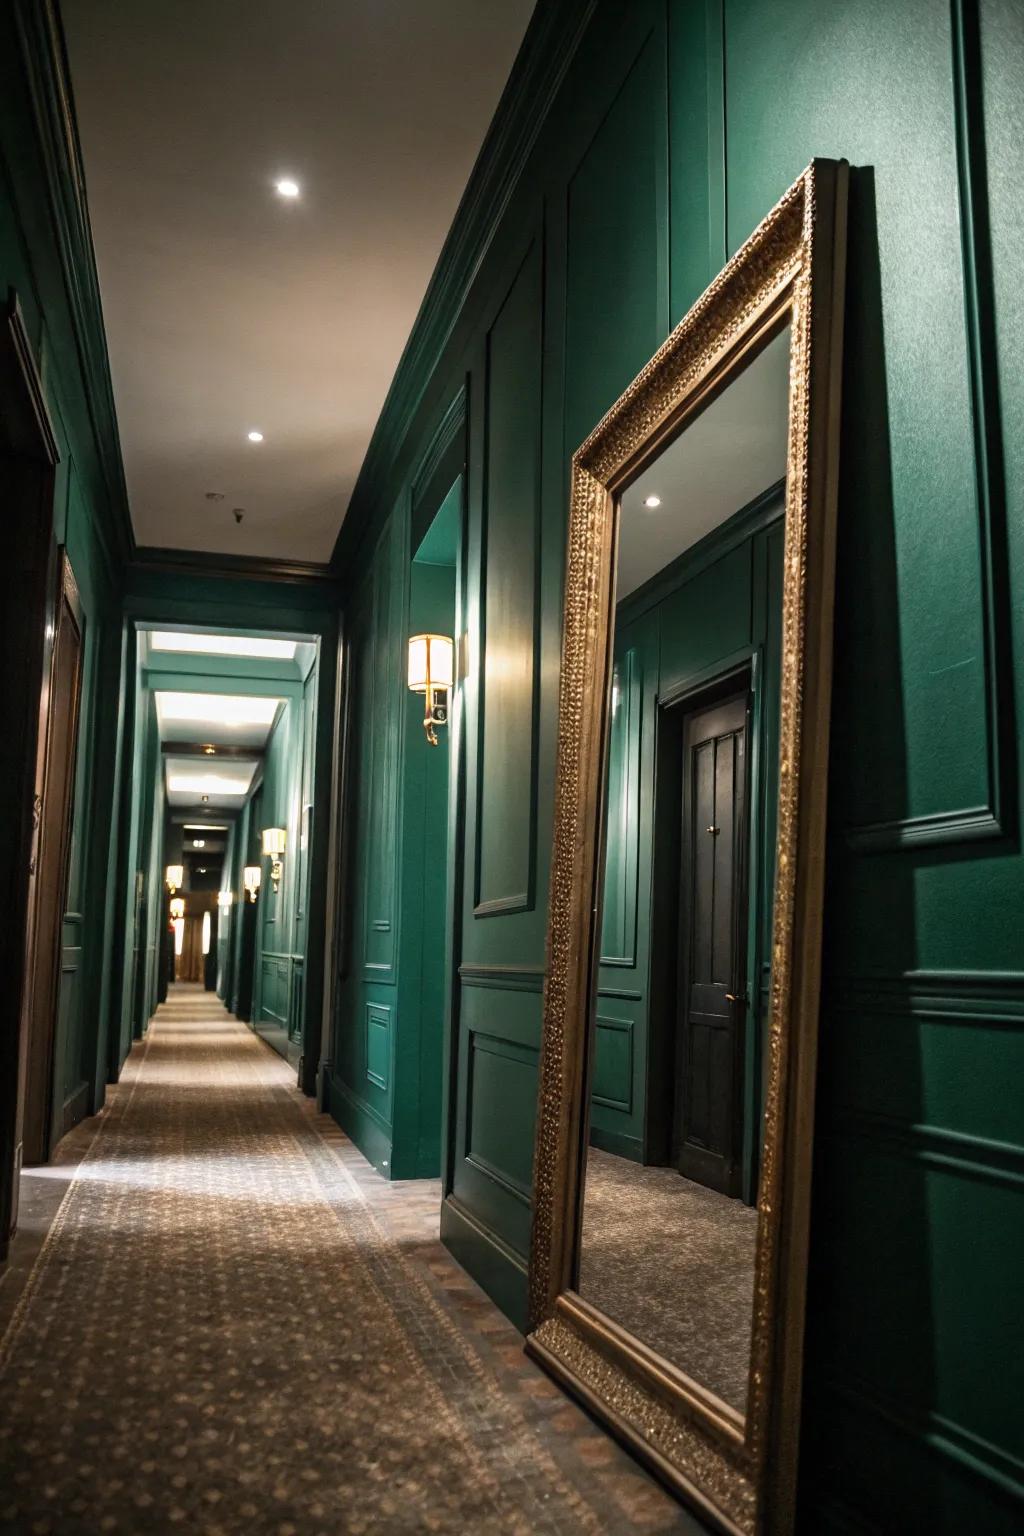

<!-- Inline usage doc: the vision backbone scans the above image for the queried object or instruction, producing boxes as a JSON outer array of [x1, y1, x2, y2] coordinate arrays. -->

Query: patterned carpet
[[0, 987, 700, 1536], [578, 1148, 758, 1413]]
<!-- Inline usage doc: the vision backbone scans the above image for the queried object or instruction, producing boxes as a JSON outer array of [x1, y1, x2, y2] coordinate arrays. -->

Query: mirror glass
[[576, 325, 791, 1418]]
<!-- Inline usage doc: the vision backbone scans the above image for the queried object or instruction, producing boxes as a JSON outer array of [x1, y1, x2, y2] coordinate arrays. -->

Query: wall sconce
[[261, 827, 286, 893], [243, 865, 262, 903], [169, 896, 185, 920], [165, 864, 184, 895], [218, 890, 234, 911], [407, 633, 454, 745]]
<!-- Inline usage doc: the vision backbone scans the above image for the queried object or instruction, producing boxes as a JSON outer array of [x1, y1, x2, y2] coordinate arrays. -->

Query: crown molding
[[330, 0, 597, 574], [130, 545, 339, 589]]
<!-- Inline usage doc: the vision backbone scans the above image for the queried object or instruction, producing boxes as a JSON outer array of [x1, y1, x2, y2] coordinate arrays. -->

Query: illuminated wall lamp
[[243, 865, 262, 903], [165, 864, 184, 896], [169, 896, 185, 920], [407, 633, 453, 746], [218, 890, 234, 911], [261, 827, 287, 893]]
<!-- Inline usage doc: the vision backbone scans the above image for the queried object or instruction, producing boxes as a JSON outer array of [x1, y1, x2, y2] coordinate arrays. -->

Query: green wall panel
[[476, 239, 542, 916], [316, 0, 1023, 1522]]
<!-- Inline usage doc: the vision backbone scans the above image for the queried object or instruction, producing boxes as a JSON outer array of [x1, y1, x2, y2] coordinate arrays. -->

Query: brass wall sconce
[[243, 865, 262, 903], [165, 864, 184, 896], [169, 896, 185, 920], [261, 827, 286, 893], [407, 633, 454, 745]]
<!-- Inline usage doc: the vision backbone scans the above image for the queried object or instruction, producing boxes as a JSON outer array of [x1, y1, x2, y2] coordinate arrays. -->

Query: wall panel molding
[[844, 0, 1013, 854], [817, 1373, 1024, 1505]]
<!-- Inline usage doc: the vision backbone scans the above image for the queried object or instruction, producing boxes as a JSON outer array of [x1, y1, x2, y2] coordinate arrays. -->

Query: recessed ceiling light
[[150, 633, 298, 661], [169, 775, 250, 797], [155, 693, 281, 727], [247, 430, 264, 443], [192, 839, 206, 848], [274, 178, 300, 199], [184, 824, 228, 832], [643, 494, 662, 509]]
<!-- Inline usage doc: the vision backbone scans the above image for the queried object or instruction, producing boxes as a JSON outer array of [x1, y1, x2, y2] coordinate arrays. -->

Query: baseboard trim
[[440, 1194, 528, 1332], [325, 1071, 393, 1178]]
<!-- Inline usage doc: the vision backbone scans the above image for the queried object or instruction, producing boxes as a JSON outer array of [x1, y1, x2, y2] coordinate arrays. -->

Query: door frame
[[674, 687, 751, 1197], [0, 292, 61, 1255], [20, 550, 85, 1166], [646, 649, 763, 1196]]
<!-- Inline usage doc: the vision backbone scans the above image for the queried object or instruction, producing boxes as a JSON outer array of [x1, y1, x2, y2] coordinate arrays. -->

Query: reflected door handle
[[725, 992, 748, 1004]]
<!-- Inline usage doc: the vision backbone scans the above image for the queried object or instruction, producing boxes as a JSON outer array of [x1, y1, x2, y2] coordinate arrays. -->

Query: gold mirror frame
[[526, 160, 849, 1536]]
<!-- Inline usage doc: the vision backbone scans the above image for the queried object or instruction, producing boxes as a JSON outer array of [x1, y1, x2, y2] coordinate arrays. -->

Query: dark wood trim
[[130, 546, 339, 588], [2, 293, 59, 465]]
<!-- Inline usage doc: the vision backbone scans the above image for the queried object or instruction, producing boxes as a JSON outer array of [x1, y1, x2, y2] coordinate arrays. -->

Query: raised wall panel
[[365, 1002, 391, 1091], [592, 1014, 633, 1113], [726, 0, 1010, 851], [600, 647, 642, 967], [564, 28, 666, 454], [362, 514, 403, 976], [474, 241, 543, 917]]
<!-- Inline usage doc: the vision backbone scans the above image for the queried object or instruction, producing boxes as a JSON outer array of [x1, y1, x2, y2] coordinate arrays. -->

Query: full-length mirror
[[577, 324, 789, 1418], [527, 163, 848, 1536]]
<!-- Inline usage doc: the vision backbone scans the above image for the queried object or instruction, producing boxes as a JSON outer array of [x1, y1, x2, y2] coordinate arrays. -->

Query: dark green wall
[[2, 0, 132, 1147], [330, 1, 1024, 1529]]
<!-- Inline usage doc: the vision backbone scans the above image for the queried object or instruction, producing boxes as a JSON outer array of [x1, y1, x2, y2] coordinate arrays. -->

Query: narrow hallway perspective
[[0, 986, 693, 1536]]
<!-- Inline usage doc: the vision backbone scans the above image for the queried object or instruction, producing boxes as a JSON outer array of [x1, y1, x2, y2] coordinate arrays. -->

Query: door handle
[[725, 992, 748, 1004]]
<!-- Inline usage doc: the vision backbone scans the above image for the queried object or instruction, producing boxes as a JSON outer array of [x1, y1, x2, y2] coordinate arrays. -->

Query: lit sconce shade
[[243, 865, 262, 902], [218, 890, 234, 910], [407, 633, 454, 746], [201, 911, 212, 957], [407, 634, 453, 694], [165, 864, 184, 894], [261, 827, 287, 857], [173, 917, 184, 957], [169, 897, 185, 920]]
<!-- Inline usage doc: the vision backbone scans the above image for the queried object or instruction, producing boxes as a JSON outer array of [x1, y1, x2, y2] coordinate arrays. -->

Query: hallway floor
[[0, 987, 699, 1535]]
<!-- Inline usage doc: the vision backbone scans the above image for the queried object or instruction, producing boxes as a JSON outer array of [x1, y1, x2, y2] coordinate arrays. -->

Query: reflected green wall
[[593, 499, 783, 1207], [331, 1, 1024, 1528]]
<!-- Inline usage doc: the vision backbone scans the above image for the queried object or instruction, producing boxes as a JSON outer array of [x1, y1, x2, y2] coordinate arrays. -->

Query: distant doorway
[[673, 689, 750, 1198]]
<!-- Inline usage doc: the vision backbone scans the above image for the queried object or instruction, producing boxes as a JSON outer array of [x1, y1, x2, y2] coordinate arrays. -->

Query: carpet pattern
[[0, 989, 697, 1535], [578, 1148, 758, 1413]]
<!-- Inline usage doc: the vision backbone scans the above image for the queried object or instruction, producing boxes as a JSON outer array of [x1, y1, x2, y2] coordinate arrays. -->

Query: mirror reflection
[[577, 326, 791, 1417]]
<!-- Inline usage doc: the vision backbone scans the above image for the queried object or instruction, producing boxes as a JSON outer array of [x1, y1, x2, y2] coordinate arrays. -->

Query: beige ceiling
[[62, 0, 535, 562]]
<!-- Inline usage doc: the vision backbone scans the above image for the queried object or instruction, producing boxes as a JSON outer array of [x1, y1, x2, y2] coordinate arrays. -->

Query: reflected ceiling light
[[247, 430, 264, 443], [150, 632, 298, 661], [156, 693, 281, 727], [168, 774, 249, 796], [184, 824, 228, 832], [274, 177, 300, 198], [643, 494, 662, 509]]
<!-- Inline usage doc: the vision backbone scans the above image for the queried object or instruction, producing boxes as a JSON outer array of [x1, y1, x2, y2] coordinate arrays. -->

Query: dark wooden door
[[675, 691, 749, 1196], [21, 557, 84, 1166]]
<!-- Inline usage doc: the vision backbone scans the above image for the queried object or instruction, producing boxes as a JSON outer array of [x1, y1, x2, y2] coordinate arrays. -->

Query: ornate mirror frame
[[526, 161, 849, 1536]]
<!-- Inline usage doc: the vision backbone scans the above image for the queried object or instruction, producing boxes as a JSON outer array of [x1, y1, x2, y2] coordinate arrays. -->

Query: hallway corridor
[[0, 988, 692, 1536]]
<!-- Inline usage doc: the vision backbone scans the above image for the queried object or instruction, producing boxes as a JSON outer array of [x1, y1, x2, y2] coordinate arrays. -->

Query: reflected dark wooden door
[[675, 692, 748, 1196]]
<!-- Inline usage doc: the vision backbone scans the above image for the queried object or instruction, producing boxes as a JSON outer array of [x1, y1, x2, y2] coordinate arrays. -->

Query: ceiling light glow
[[156, 693, 281, 728], [275, 178, 300, 198], [150, 632, 297, 661], [247, 430, 264, 443], [643, 494, 662, 509], [168, 775, 250, 797], [184, 825, 228, 832]]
